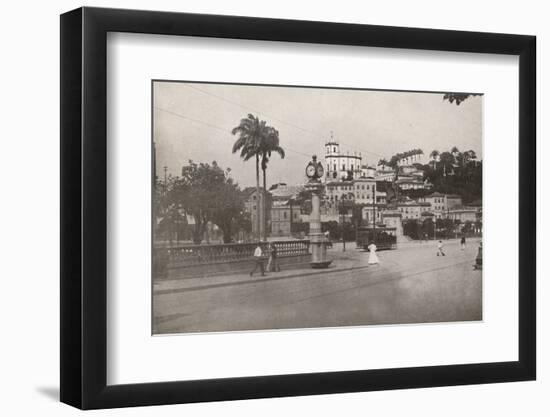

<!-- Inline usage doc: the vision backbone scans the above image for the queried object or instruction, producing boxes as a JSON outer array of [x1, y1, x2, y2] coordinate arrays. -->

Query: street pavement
[[153, 239, 482, 334]]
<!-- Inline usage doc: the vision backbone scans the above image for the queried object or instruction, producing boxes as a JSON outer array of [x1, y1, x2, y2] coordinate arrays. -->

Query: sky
[[153, 81, 482, 188]]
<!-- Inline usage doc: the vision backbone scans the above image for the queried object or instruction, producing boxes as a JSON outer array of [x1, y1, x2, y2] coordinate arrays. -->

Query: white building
[[324, 135, 363, 181]]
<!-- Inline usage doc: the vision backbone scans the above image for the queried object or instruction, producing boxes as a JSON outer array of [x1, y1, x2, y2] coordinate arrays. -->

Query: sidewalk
[[154, 238, 480, 295], [154, 252, 371, 295]]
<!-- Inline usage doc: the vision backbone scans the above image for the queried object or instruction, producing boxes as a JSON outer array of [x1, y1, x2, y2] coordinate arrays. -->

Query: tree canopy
[[442, 93, 482, 106], [165, 160, 249, 243]]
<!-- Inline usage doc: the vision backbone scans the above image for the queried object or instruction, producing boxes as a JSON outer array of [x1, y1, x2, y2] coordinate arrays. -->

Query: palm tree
[[439, 152, 455, 176], [430, 150, 439, 169], [232, 114, 268, 241], [259, 127, 285, 241], [378, 158, 388, 170], [450, 146, 461, 166], [232, 114, 283, 241]]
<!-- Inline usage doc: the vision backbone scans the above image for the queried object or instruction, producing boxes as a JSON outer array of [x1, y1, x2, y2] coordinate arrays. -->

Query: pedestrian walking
[[367, 242, 379, 265], [460, 235, 466, 250], [266, 242, 280, 272], [250, 243, 265, 276], [437, 240, 446, 256]]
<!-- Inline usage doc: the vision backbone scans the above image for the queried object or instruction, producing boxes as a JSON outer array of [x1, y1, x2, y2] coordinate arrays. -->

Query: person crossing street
[[437, 240, 446, 256]]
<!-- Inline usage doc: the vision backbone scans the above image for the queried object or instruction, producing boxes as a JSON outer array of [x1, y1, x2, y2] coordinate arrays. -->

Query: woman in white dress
[[367, 243, 379, 265]]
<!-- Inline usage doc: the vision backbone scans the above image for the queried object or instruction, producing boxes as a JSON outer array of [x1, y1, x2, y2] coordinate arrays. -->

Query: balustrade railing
[[159, 240, 310, 267]]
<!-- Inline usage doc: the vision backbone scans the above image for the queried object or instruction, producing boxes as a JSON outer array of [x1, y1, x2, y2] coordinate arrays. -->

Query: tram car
[[356, 226, 397, 251]]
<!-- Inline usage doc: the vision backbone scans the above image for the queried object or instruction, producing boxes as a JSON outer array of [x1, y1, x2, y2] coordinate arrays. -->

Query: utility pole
[[341, 199, 346, 252], [372, 185, 376, 244]]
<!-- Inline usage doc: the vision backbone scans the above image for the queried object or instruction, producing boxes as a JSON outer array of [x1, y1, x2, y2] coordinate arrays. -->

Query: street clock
[[306, 163, 317, 178], [306, 155, 324, 180], [316, 163, 324, 178]]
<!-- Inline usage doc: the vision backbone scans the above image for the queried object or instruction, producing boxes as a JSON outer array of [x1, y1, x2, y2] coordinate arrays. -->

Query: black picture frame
[[60, 6, 536, 410]]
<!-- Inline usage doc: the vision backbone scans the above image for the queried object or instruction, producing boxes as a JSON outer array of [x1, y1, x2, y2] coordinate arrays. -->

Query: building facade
[[324, 139, 363, 181], [447, 208, 478, 223], [244, 188, 272, 237], [396, 199, 432, 220], [419, 192, 463, 216], [270, 200, 302, 237]]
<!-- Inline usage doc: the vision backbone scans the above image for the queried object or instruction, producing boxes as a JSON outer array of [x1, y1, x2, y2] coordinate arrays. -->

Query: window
[[283, 212, 287, 219], [333, 147, 336, 153]]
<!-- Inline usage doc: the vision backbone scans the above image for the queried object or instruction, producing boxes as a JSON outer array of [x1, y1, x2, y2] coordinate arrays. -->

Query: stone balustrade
[[158, 240, 311, 269]]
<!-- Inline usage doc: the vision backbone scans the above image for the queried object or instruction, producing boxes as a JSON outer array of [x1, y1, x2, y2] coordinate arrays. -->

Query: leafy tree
[[154, 175, 182, 244], [295, 189, 312, 214], [209, 181, 250, 243], [439, 151, 455, 176], [321, 221, 339, 239], [169, 160, 247, 244], [291, 221, 309, 236], [421, 218, 435, 239], [442, 93, 482, 106], [403, 220, 422, 240], [462, 221, 473, 235]]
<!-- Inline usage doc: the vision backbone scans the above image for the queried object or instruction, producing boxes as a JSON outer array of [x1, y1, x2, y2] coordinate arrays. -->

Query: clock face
[[316, 164, 324, 177], [306, 164, 316, 178]]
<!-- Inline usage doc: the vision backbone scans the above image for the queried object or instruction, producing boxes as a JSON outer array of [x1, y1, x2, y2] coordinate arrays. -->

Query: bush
[[403, 220, 422, 240]]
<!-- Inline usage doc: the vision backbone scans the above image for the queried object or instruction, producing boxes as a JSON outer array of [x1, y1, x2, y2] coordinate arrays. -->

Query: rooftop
[[424, 192, 461, 198]]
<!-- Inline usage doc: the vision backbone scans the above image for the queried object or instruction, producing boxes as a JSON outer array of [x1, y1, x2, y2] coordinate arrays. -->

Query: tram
[[356, 226, 397, 251]]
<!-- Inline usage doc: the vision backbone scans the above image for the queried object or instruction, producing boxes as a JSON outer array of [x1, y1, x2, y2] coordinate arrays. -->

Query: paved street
[[153, 239, 482, 334]]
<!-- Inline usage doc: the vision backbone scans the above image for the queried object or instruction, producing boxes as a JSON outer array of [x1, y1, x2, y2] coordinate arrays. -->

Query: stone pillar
[[310, 192, 321, 234], [307, 182, 332, 269]]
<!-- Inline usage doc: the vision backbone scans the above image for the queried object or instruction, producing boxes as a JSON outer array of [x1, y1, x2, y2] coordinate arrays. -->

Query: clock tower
[[304, 155, 332, 268]]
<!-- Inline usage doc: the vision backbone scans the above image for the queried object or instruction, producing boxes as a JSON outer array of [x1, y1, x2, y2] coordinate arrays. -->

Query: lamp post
[[339, 197, 346, 252]]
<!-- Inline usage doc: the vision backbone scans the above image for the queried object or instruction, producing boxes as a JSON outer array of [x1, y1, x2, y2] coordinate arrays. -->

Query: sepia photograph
[[152, 81, 483, 335]]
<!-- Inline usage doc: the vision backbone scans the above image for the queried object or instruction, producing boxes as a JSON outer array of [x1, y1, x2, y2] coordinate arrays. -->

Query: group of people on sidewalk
[[250, 243, 280, 277]]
